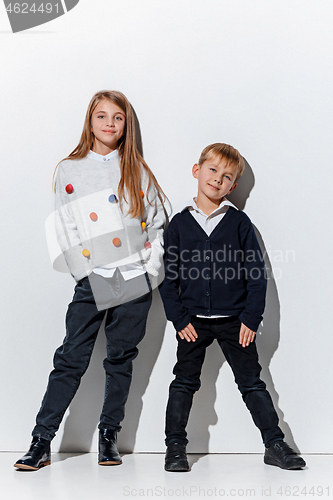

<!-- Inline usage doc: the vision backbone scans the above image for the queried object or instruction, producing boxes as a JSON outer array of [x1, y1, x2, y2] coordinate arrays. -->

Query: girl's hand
[[239, 323, 256, 348], [141, 245, 152, 262], [178, 323, 198, 342]]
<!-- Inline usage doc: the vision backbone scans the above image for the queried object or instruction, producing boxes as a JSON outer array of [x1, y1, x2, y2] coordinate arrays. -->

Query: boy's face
[[192, 155, 238, 206]]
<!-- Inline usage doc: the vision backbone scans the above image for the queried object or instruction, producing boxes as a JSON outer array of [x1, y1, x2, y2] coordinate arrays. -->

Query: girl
[[14, 90, 166, 470]]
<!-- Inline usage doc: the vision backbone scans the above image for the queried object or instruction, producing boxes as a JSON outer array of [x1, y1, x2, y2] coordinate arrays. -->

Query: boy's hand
[[239, 323, 256, 348], [178, 323, 198, 342]]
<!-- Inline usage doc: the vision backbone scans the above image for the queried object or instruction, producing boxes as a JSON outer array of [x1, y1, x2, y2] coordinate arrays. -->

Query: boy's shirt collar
[[88, 149, 119, 162], [184, 197, 238, 219]]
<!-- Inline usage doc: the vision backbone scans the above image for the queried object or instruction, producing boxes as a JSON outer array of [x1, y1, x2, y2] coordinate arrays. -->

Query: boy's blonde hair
[[198, 143, 245, 181]]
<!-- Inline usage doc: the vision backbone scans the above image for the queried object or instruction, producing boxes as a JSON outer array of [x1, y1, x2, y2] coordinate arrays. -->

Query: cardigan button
[[109, 194, 117, 203], [89, 212, 98, 222], [82, 249, 90, 258], [113, 238, 121, 247], [144, 241, 151, 250], [206, 291, 210, 296], [205, 256, 210, 260], [65, 184, 74, 194]]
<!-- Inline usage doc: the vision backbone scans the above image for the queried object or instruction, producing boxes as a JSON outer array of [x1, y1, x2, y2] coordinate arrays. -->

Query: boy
[[159, 143, 305, 472]]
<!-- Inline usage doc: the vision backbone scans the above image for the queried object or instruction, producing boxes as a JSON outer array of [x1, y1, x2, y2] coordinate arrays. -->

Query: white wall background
[[1, 0, 332, 454]]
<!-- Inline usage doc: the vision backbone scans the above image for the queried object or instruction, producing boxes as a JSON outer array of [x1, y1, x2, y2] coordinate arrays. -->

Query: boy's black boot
[[264, 441, 306, 470], [98, 429, 122, 465], [14, 437, 51, 471], [165, 442, 190, 472]]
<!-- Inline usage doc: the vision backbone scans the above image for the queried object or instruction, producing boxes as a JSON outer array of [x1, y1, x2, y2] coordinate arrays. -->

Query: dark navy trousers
[[165, 316, 284, 448], [32, 277, 152, 441]]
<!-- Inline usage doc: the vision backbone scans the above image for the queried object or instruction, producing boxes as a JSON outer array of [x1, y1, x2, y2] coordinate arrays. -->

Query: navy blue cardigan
[[159, 207, 267, 332]]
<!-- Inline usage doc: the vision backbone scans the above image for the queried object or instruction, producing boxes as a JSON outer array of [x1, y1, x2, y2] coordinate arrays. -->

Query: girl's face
[[90, 99, 126, 155]]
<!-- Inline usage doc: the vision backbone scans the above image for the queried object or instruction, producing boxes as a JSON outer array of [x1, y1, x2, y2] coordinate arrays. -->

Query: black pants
[[32, 277, 152, 441], [165, 316, 284, 448]]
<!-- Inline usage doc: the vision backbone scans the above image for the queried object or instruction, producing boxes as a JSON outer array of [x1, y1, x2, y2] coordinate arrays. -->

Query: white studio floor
[[2, 453, 332, 500]]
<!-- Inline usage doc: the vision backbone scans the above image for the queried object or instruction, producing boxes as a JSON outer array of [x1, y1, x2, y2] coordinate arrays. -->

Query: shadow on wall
[[186, 159, 297, 453], [118, 289, 167, 452]]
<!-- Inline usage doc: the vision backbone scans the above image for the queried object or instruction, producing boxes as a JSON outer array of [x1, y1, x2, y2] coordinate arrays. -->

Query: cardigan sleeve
[[238, 218, 267, 331], [142, 187, 166, 277], [159, 216, 192, 332]]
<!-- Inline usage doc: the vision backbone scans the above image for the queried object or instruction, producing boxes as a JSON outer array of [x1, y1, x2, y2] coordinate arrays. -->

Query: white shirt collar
[[185, 197, 238, 218], [88, 149, 119, 162]]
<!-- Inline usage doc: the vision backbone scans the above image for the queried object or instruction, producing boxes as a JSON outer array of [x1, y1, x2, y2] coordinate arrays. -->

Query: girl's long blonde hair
[[53, 90, 165, 218]]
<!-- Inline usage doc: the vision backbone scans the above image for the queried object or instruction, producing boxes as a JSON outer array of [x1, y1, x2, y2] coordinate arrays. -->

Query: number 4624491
[[6, 3, 59, 14], [276, 485, 330, 496]]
